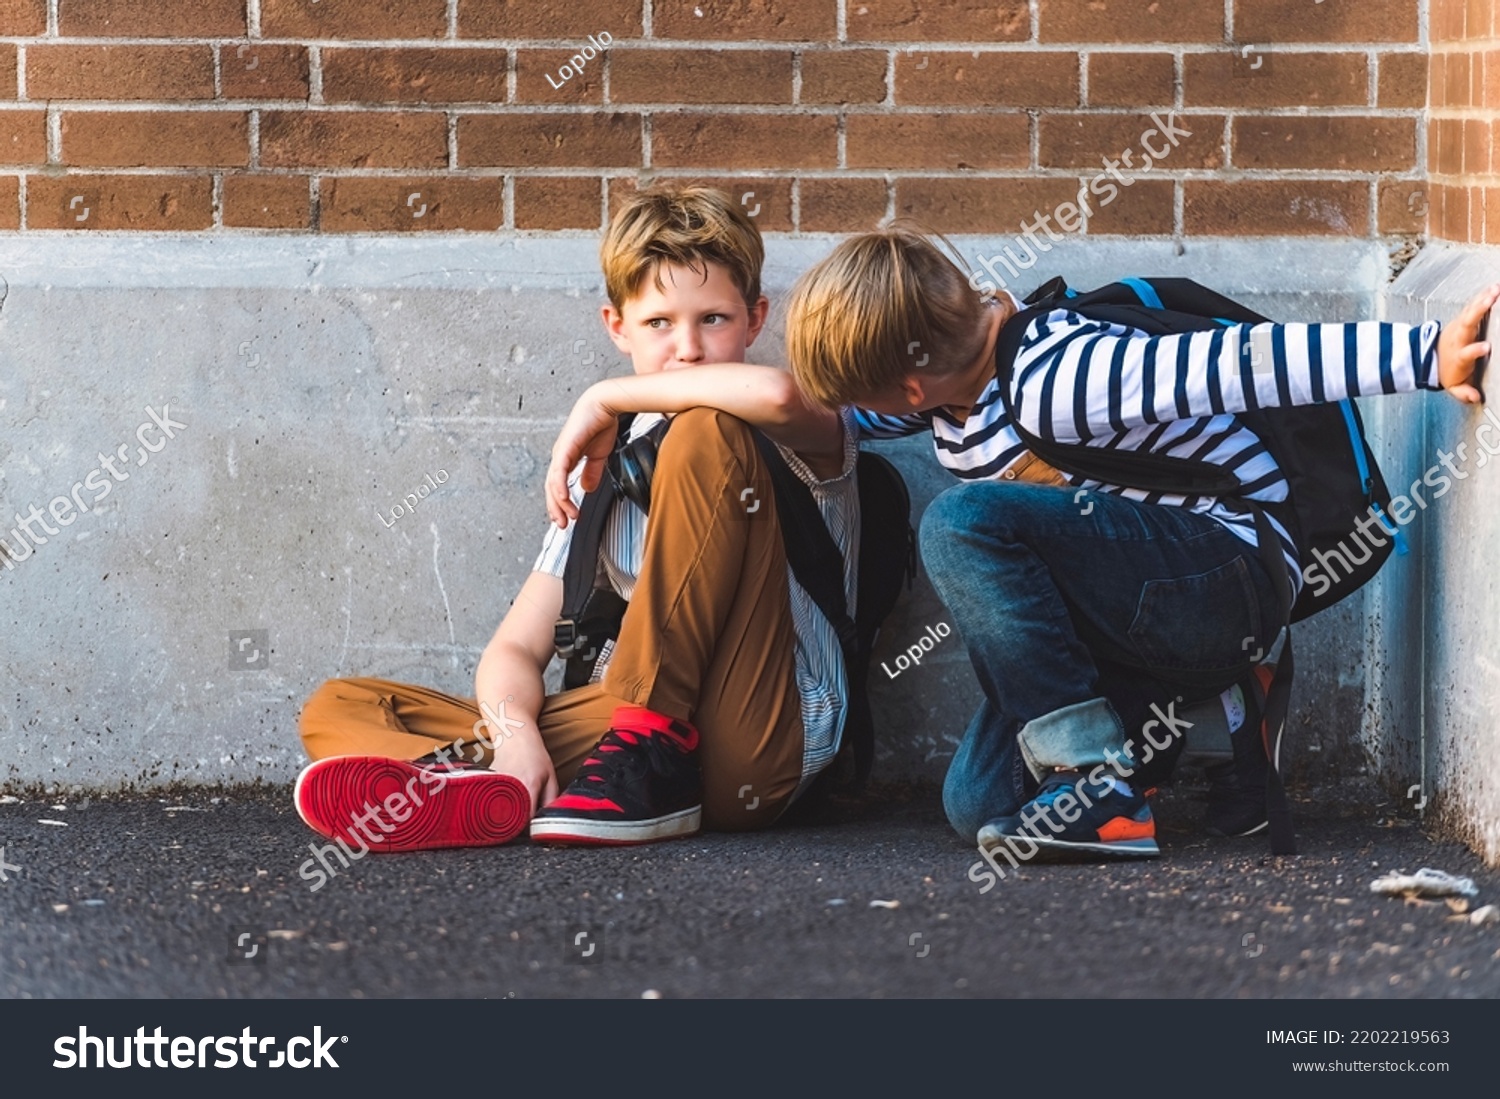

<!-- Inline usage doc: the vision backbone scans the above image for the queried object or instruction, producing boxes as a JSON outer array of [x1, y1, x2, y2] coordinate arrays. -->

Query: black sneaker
[[977, 768, 1159, 862], [530, 706, 702, 845], [1205, 664, 1275, 837]]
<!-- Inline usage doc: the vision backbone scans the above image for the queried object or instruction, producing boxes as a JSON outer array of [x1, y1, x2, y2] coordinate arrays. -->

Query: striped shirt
[[535, 409, 862, 795], [855, 292, 1443, 590]]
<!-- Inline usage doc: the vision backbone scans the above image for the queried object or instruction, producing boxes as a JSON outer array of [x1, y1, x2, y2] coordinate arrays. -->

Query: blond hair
[[786, 224, 988, 407], [601, 184, 764, 311]]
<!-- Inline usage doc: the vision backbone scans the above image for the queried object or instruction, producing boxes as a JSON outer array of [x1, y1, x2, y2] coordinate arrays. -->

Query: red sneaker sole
[[294, 756, 529, 853]]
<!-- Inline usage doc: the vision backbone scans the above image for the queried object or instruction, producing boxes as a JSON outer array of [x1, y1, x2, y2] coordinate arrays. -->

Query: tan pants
[[298, 408, 806, 830]]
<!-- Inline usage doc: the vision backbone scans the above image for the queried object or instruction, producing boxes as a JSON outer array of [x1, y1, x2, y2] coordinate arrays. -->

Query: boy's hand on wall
[[547, 385, 620, 528], [1437, 284, 1499, 404]]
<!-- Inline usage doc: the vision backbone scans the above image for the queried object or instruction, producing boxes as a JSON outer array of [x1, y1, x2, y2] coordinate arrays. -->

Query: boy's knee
[[661, 407, 754, 458], [942, 777, 989, 842]]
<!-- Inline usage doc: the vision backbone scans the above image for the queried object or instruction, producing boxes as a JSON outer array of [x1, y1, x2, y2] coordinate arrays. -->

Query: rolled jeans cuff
[[1017, 697, 1124, 780]]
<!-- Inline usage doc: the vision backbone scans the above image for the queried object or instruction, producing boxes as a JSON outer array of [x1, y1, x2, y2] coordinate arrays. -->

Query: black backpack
[[554, 414, 916, 793], [994, 276, 1404, 855]]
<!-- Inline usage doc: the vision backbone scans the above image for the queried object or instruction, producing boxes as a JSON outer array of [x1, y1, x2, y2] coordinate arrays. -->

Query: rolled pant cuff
[[1017, 697, 1124, 780]]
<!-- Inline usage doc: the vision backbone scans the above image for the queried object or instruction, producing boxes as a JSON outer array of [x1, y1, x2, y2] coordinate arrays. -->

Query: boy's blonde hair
[[786, 224, 988, 407], [601, 184, 764, 310]]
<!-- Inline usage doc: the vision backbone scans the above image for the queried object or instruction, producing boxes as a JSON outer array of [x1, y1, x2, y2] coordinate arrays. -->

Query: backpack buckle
[[553, 618, 580, 656]]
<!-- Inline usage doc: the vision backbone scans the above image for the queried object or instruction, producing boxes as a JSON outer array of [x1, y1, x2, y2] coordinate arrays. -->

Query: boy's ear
[[898, 374, 929, 410], [742, 294, 771, 347], [601, 303, 633, 355]]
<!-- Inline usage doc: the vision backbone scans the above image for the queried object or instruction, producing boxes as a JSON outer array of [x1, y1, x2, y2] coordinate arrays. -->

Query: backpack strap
[[553, 413, 636, 674], [1247, 504, 1297, 856]]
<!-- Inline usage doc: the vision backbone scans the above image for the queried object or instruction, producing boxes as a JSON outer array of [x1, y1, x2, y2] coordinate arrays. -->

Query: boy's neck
[[941, 295, 1016, 418]]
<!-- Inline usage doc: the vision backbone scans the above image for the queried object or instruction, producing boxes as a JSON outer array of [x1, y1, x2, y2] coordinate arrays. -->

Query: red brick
[[610, 50, 794, 104], [850, 0, 1028, 42], [323, 48, 510, 105], [1429, 52, 1446, 111], [651, 113, 836, 169], [1377, 177, 1430, 234], [458, 0, 642, 38], [1234, 0, 1418, 44], [222, 174, 311, 229], [893, 177, 1083, 235], [897, 52, 1078, 107], [1437, 183, 1468, 240], [28, 174, 214, 230], [262, 0, 448, 39], [1482, 49, 1499, 110], [1445, 51, 1470, 108], [60, 0, 245, 36], [320, 176, 503, 231], [1040, 0, 1222, 43], [62, 111, 248, 168], [1469, 183, 1485, 243], [1378, 52, 1428, 108], [653, 0, 835, 40], [1234, 116, 1416, 172], [1184, 181, 1369, 236], [847, 113, 1030, 169], [219, 44, 311, 101], [0, 0, 45, 35], [458, 113, 642, 167], [798, 177, 888, 231], [0, 175, 17, 228], [27, 45, 215, 101], [1087, 53, 1175, 108], [1437, 117, 1463, 175], [1465, 119, 1490, 176], [607, 175, 793, 232], [0, 110, 47, 165], [260, 111, 449, 169], [516, 49, 601, 104], [1486, 187, 1500, 246], [0, 46, 16, 100], [1468, 0, 1493, 39], [800, 50, 887, 104], [1184, 51, 1367, 108], [1041, 113, 1224, 170], [1431, 0, 1463, 42], [514, 176, 601, 229], [1084, 178, 1174, 234]]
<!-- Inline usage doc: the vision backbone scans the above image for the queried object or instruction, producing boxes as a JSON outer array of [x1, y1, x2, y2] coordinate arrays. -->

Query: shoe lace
[[572, 729, 660, 791]]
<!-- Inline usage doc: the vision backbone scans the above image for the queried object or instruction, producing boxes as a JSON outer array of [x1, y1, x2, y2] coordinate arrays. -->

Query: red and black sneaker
[[530, 706, 702, 845], [294, 755, 530, 853]]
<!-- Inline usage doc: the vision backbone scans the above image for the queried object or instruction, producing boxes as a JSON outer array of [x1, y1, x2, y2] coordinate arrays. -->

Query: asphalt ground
[[1, 775, 1497, 999]]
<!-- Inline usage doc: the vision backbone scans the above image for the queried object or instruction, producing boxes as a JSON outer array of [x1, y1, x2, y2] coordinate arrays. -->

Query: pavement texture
[[1, 774, 1497, 999]]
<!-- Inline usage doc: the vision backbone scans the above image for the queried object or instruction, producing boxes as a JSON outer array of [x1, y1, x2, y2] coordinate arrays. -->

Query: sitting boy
[[780, 224, 1496, 862], [294, 185, 855, 854]]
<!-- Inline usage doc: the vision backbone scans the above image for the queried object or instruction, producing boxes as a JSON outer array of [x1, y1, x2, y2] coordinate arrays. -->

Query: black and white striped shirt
[[855, 293, 1443, 590]]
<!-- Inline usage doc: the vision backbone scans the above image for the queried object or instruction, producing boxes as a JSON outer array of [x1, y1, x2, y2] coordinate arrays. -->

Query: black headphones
[[608, 416, 670, 514]]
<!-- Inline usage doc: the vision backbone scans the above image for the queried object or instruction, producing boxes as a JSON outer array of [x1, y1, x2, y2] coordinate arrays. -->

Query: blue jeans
[[920, 481, 1282, 839]]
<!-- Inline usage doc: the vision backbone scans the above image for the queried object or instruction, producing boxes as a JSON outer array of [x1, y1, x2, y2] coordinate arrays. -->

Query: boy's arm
[[1012, 284, 1499, 444], [546, 364, 843, 526], [472, 570, 565, 813]]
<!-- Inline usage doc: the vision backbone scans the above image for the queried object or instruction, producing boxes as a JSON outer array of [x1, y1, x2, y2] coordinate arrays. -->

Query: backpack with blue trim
[[994, 275, 1403, 856]]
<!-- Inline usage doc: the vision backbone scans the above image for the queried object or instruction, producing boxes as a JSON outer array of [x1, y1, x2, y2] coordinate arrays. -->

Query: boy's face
[[603, 260, 768, 375]]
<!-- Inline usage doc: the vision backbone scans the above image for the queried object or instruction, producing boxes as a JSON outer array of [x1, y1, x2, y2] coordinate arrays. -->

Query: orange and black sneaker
[[977, 768, 1159, 862], [530, 706, 702, 846], [1205, 663, 1277, 837]]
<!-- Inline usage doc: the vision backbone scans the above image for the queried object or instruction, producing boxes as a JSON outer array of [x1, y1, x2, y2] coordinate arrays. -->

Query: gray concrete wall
[[1373, 243, 1500, 865], [0, 235, 1392, 798]]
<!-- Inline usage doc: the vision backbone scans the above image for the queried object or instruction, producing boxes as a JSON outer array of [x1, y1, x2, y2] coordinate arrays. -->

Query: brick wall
[[0, 1, 1440, 237], [1429, 0, 1499, 242]]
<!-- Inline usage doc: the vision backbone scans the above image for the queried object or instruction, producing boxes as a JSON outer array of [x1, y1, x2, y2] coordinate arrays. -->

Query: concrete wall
[[1372, 242, 1500, 864], [0, 235, 1392, 798]]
